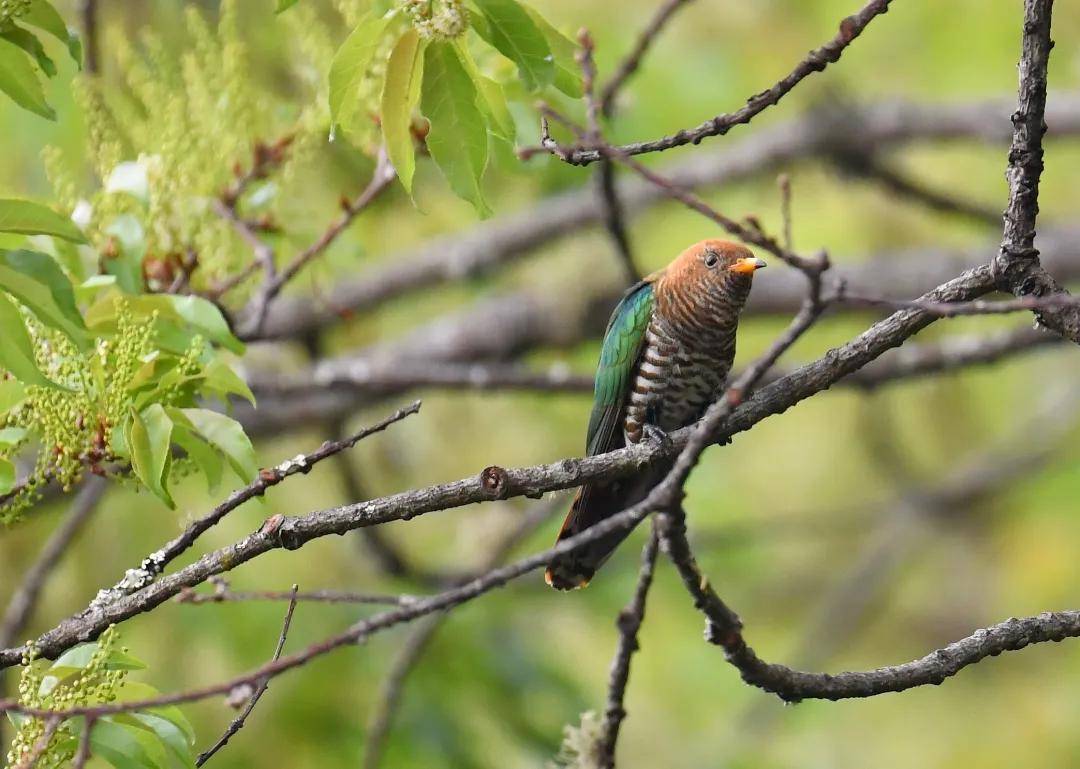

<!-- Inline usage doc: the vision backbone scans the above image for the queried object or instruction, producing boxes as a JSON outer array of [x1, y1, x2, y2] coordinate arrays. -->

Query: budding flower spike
[[546, 240, 764, 590]]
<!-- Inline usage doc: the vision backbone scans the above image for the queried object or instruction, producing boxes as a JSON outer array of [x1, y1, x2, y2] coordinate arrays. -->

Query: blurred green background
[[4, 1, 1080, 767]]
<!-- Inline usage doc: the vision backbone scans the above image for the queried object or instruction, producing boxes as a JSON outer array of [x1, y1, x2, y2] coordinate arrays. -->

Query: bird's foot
[[642, 424, 673, 452]]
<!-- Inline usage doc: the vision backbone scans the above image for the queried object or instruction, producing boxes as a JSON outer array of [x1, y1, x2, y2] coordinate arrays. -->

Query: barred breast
[[623, 317, 735, 444]]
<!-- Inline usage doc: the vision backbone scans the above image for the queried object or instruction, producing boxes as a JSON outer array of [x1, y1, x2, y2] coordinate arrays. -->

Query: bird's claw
[[643, 424, 673, 452]]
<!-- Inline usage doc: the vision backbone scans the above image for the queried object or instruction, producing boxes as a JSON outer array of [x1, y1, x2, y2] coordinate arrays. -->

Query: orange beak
[[730, 256, 767, 275]]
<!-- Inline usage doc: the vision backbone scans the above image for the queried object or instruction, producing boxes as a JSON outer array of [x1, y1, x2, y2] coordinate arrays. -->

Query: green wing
[[585, 280, 655, 457]]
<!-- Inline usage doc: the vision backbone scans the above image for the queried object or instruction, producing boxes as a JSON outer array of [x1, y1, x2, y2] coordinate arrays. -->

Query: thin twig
[[177, 585, 413, 607], [84, 401, 420, 614], [238, 149, 396, 339], [73, 718, 95, 768], [0, 264, 1003, 669], [10, 716, 61, 769], [599, 524, 659, 768], [195, 585, 300, 766], [659, 509, 1080, 701], [556, 0, 894, 165]]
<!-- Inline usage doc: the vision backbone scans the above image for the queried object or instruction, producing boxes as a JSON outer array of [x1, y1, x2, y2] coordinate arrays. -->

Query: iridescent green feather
[[585, 280, 655, 457]]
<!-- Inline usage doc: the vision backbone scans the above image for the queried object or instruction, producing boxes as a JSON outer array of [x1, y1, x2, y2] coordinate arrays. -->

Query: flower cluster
[[401, 0, 469, 40], [0, 0, 31, 23], [4, 627, 128, 769]]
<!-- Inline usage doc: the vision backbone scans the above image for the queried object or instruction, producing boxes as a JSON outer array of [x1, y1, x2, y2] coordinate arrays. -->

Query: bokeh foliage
[[1, 1, 1080, 768]]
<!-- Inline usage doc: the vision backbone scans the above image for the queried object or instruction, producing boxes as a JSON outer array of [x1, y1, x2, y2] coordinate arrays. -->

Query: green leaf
[[0, 198, 86, 243], [0, 249, 90, 349], [0, 292, 65, 388], [23, 1, 68, 43], [0, 36, 54, 119], [129, 404, 175, 509], [91, 717, 168, 769], [522, 5, 582, 97], [172, 424, 224, 493], [476, 75, 515, 142], [177, 408, 257, 482], [328, 11, 392, 139], [421, 42, 491, 216], [22, 0, 80, 65], [203, 358, 255, 405], [164, 295, 244, 355], [276, 0, 301, 11], [0, 459, 13, 495], [0, 379, 26, 414], [128, 713, 195, 769], [381, 29, 425, 195], [1, 25, 57, 77], [50, 643, 147, 674], [0, 426, 27, 448], [472, 0, 552, 91]]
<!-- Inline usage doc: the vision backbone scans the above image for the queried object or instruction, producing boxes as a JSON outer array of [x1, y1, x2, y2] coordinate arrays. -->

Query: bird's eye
[[703, 252, 719, 268]]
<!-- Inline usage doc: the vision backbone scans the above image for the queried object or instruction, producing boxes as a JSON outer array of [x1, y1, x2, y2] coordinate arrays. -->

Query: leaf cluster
[[6, 627, 197, 769], [324, 0, 582, 213], [0, 0, 80, 120]]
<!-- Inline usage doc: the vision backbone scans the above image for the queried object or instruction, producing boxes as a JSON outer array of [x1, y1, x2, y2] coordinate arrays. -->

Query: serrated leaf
[[0, 459, 13, 495], [0, 198, 86, 243], [172, 424, 224, 493], [381, 29, 425, 195], [0, 249, 90, 349], [0, 292, 65, 389], [1, 25, 57, 77], [472, 0, 552, 91], [421, 42, 490, 216], [522, 5, 582, 97], [329, 12, 392, 138], [178, 408, 256, 482], [129, 404, 175, 509], [0, 36, 54, 119]]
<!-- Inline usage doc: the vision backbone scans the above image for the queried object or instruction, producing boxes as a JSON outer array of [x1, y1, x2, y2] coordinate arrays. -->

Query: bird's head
[[663, 239, 766, 309]]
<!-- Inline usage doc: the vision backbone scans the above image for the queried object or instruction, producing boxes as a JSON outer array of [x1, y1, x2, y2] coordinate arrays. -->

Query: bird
[[545, 239, 766, 590]]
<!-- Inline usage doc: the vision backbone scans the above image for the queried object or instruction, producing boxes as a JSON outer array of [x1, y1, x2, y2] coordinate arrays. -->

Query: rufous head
[[667, 239, 766, 282]]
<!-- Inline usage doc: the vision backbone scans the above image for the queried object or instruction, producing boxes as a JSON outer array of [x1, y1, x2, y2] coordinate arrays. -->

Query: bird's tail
[[545, 467, 665, 590]]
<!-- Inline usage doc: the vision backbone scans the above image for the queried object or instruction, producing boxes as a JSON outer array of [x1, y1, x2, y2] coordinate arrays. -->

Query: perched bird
[[546, 239, 766, 590]]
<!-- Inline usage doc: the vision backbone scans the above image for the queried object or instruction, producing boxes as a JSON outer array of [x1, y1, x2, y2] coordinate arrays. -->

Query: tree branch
[[599, 524, 659, 768], [555, 0, 894, 165], [195, 586, 299, 766], [992, 0, 1080, 343]]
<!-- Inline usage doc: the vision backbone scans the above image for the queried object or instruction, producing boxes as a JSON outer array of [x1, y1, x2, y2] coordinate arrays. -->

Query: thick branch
[[992, 0, 1080, 342], [0, 263, 1013, 669]]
